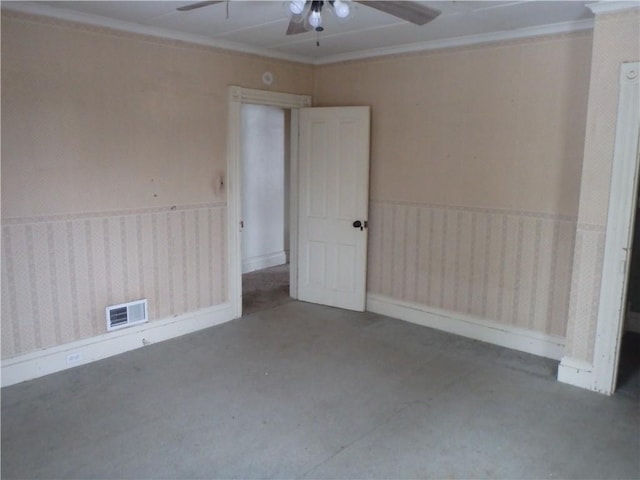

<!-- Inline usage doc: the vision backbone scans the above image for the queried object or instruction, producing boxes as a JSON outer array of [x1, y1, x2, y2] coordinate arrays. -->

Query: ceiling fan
[[177, 1, 441, 35]]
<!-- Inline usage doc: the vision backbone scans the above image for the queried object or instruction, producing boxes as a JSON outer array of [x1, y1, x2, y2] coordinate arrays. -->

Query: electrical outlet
[[66, 352, 82, 365]]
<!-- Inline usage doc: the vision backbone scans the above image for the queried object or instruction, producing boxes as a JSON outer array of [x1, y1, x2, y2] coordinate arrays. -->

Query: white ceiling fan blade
[[176, 1, 224, 12], [356, 1, 440, 25]]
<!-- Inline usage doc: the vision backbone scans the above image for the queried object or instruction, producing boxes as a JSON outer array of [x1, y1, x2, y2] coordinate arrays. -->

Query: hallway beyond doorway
[[242, 263, 291, 316]]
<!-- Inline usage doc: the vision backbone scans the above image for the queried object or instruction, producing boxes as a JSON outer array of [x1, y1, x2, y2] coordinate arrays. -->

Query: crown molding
[[313, 18, 595, 65], [3, 1, 596, 67], [1, 1, 311, 64], [587, 1, 640, 15]]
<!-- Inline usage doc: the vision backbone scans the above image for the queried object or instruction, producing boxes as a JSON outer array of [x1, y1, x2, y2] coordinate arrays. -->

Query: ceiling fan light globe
[[333, 0, 350, 18], [289, 0, 305, 15], [309, 10, 322, 28]]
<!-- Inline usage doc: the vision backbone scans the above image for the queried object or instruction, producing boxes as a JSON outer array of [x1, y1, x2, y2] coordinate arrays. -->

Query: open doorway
[[240, 104, 292, 315], [226, 86, 311, 320], [617, 185, 640, 396]]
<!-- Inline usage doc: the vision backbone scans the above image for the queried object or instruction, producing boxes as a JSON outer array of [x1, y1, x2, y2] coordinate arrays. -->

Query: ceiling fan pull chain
[[316, 30, 320, 47], [226, 0, 229, 19]]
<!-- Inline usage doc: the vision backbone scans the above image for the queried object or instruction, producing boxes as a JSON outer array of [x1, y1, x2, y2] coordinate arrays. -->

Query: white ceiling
[[5, 1, 598, 63]]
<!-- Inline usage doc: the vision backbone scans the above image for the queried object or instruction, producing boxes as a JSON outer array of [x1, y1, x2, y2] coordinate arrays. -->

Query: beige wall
[[1, 11, 314, 358], [315, 33, 593, 336], [564, 8, 640, 363], [2, 11, 313, 218], [314, 34, 592, 216]]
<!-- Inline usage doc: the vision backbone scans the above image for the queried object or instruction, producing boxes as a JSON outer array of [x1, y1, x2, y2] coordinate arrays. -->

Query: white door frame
[[227, 86, 311, 319], [592, 62, 640, 394]]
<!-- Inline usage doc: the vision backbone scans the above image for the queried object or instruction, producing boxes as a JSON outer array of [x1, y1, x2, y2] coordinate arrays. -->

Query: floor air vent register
[[106, 299, 148, 331]]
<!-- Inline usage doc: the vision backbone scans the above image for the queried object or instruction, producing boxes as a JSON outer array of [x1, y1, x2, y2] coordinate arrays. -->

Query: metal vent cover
[[106, 299, 148, 331]]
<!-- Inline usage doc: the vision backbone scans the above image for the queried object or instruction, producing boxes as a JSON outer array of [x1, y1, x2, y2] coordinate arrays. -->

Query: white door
[[297, 106, 370, 311]]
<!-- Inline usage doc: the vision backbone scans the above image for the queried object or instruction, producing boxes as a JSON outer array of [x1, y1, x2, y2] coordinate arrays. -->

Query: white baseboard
[[366, 294, 565, 360], [1, 302, 235, 387], [242, 251, 287, 274], [557, 356, 597, 391]]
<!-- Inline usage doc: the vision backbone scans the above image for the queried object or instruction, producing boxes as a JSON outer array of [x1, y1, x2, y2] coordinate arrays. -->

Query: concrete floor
[[2, 301, 639, 479], [242, 264, 291, 316]]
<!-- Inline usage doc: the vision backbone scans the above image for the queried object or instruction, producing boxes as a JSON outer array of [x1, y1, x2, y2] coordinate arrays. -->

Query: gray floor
[[2, 301, 639, 479], [242, 264, 292, 316]]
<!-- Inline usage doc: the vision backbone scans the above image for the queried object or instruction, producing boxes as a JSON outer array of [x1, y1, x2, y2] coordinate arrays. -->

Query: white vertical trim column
[[289, 109, 301, 299], [592, 62, 640, 394], [227, 87, 243, 319]]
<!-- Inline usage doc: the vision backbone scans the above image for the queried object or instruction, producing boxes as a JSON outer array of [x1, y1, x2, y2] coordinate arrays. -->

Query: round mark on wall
[[262, 71, 274, 86]]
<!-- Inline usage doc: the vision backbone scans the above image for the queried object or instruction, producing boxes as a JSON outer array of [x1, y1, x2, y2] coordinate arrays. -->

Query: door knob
[[353, 220, 368, 230], [353, 220, 366, 231]]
